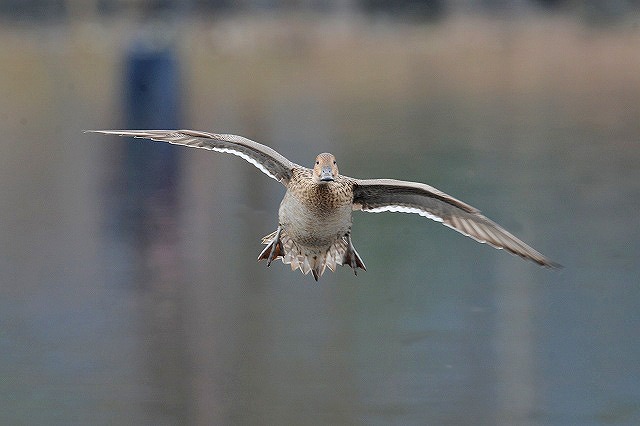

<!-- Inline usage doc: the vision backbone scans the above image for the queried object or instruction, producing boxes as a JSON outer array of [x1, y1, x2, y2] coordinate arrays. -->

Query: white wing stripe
[[364, 205, 444, 223], [365, 204, 512, 252], [144, 134, 279, 181], [211, 147, 278, 181]]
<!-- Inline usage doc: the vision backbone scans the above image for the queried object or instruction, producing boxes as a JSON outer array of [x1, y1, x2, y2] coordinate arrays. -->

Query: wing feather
[[353, 178, 560, 267], [86, 129, 296, 185]]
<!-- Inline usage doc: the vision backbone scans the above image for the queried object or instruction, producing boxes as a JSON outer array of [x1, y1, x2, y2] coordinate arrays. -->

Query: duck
[[87, 129, 560, 280]]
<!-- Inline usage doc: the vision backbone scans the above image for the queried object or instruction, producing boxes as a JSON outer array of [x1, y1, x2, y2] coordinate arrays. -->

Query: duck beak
[[320, 166, 334, 182]]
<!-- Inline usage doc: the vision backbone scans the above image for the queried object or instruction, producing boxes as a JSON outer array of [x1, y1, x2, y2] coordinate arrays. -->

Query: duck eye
[[316, 161, 319, 165], [333, 160, 337, 165]]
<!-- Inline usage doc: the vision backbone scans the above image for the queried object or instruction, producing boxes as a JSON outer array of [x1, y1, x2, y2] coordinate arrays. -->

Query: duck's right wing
[[86, 130, 296, 186]]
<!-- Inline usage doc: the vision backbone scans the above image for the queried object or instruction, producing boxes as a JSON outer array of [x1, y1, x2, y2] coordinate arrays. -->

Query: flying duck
[[88, 130, 560, 280]]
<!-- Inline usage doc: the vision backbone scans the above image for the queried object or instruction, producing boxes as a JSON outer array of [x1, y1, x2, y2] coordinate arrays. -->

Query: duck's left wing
[[86, 130, 296, 186], [352, 178, 559, 267]]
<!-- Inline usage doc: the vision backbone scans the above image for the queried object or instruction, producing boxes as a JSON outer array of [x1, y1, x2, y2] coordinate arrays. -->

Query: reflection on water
[[1, 17, 640, 425]]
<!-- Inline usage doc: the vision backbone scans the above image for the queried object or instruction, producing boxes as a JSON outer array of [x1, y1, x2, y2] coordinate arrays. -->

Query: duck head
[[313, 153, 338, 183]]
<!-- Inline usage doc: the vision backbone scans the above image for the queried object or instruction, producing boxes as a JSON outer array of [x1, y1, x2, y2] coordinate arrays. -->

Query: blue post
[[121, 38, 181, 232]]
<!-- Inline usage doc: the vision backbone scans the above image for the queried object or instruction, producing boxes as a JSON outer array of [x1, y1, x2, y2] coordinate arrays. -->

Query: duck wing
[[352, 178, 559, 267], [86, 130, 296, 185]]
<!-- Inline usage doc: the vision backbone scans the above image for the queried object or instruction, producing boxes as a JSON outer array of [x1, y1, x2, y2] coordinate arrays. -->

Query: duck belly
[[278, 191, 352, 248], [258, 191, 364, 280]]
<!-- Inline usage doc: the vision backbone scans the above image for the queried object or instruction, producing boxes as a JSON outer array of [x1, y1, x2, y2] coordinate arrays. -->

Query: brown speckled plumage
[[87, 129, 561, 281], [261, 154, 364, 279]]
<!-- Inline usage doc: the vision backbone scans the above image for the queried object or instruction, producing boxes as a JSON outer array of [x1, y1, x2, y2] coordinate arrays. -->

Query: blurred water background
[[1, 1, 639, 425]]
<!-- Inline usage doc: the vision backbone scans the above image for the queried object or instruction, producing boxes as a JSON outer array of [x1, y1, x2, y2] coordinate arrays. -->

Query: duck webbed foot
[[258, 226, 284, 266], [343, 233, 366, 275]]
